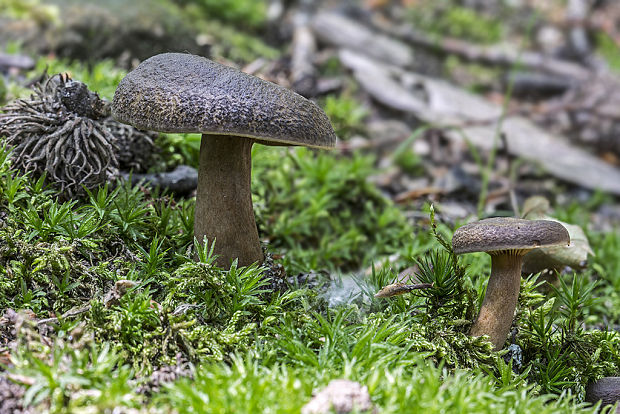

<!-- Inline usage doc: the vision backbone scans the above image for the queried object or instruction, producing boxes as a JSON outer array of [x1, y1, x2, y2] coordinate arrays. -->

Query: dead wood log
[[122, 165, 198, 195], [566, 0, 591, 60]]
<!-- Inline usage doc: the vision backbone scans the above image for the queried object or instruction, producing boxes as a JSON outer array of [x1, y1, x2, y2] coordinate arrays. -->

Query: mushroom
[[112, 53, 336, 267], [452, 217, 570, 350]]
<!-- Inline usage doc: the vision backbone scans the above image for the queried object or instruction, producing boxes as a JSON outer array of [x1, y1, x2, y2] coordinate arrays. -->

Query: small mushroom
[[112, 53, 336, 267], [452, 217, 570, 350]]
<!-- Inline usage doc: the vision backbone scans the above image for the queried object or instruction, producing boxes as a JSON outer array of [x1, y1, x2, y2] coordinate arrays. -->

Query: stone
[[302, 379, 376, 414]]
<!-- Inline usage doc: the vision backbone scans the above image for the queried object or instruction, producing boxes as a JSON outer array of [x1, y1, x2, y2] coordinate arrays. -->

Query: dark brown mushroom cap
[[112, 53, 336, 148], [585, 377, 620, 406], [452, 217, 570, 255]]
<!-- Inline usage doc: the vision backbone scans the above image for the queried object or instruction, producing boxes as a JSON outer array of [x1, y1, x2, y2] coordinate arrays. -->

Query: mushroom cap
[[585, 377, 620, 406], [452, 217, 570, 255], [112, 53, 336, 148]]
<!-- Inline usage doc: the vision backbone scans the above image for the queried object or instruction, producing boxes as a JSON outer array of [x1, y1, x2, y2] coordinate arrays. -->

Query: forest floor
[[1, 0, 620, 412]]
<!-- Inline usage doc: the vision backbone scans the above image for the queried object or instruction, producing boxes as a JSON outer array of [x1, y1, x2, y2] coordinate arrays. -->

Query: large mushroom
[[112, 53, 336, 267], [452, 217, 570, 350]]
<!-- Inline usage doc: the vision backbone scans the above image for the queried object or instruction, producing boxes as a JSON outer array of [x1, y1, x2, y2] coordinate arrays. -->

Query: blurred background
[[5, 1, 620, 213]]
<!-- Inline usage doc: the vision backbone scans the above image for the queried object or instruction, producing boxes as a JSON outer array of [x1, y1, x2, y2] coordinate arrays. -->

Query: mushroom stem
[[470, 252, 524, 350], [194, 134, 264, 267]]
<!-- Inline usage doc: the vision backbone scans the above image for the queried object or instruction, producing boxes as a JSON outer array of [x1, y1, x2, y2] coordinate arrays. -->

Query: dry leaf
[[521, 196, 594, 273]]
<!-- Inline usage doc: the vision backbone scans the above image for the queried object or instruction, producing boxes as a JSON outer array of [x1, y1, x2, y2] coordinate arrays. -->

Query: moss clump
[[596, 32, 620, 74], [321, 94, 368, 140], [408, 3, 503, 44], [176, 0, 267, 30], [516, 275, 620, 395], [0, 0, 59, 23], [252, 147, 413, 271], [192, 19, 280, 63], [0, 229, 104, 313]]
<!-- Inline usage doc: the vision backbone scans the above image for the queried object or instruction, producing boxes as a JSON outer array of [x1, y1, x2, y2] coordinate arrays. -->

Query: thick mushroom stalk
[[469, 250, 525, 350], [195, 135, 263, 267], [194, 135, 263, 267]]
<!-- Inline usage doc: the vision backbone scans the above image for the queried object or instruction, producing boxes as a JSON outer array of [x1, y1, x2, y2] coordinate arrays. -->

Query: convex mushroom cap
[[452, 217, 569, 350], [112, 53, 336, 148], [112, 53, 336, 267], [452, 217, 570, 254], [585, 377, 620, 408]]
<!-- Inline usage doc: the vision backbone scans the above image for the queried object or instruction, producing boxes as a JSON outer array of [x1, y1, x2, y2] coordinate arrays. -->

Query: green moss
[[0, 0, 59, 23], [174, 0, 278, 64], [596, 32, 620, 73], [153, 133, 201, 171], [178, 0, 267, 30], [516, 275, 620, 395], [10, 340, 137, 411], [321, 94, 368, 140], [1, 73, 620, 412], [551, 197, 620, 326], [408, 3, 503, 44], [154, 354, 597, 414], [252, 147, 414, 271], [193, 19, 280, 63]]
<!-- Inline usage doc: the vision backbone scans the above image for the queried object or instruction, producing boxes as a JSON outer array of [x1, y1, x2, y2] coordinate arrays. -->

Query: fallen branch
[[0, 52, 35, 70], [290, 25, 318, 96], [122, 165, 198, 195], [375, 282, 434, 298]]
